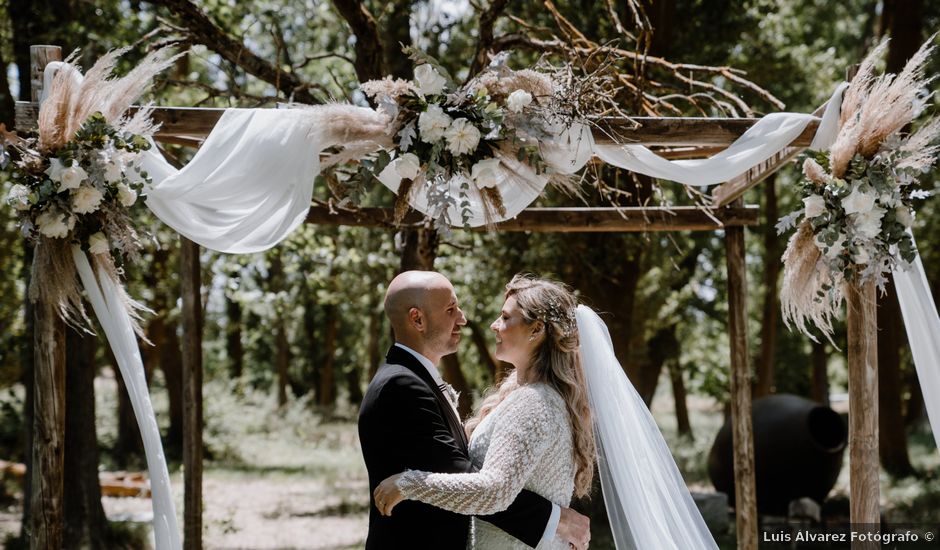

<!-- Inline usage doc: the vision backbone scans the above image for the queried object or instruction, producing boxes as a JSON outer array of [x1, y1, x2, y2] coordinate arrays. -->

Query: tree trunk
[[755, 176, 781, 397], [319, 304, 338, 407], [160, 321, 185, 459], [63, 327, 108, 550], [302, 292, 320, 397], [810, 341, 830, 406], [441, 354, 473, 419], [345, 363, 364, 405], [225, 293, 244, 379], [668, 361, 692, 438], [276, 322, 291, 407], [468, 320, 502, 383], [383, 0, 414, 79], [399, 228, 439, 272], [114, 366, 144, 468], [367, 306, 382, 381], [878, 279, 915, 477]]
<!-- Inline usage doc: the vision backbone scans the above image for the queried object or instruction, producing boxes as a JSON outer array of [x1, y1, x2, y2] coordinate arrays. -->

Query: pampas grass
[[829, 36, 936, 177], [38, 47, 181, 152], [780, 222, 840, 344]]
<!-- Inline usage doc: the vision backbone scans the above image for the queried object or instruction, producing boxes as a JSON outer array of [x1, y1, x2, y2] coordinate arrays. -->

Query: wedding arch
[[11, 41, 940, 550]]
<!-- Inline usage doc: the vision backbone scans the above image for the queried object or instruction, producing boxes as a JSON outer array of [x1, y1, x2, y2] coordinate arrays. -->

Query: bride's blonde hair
[[465, 274, 596, 498]]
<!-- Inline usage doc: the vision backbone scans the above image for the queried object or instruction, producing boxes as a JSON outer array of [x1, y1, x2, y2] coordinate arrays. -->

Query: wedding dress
[[397, 382, 574, 550]]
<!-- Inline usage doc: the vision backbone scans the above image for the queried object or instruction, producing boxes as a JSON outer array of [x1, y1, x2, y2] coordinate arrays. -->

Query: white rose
[[443, 118, 481, 156], [802, 195, 826, 218], [895, 206, 914, 228], [853, 206, 886, 240], [7, 184, 32, 211], [59, 163, 88, 191], [88, 232, 110, 255], [413, 64, 447, 96], [72, 185, 104, 214], [841, 186, 876, 215], [506, 89, 533, 113], [395, 153, 421, 180], [36, 210, 70, 239], [470, 158, 501, 188], [117, 183, 137, 207], [418, 104, 452, 143], [104, 160, 124, 184], [853, 247, 871, 265]]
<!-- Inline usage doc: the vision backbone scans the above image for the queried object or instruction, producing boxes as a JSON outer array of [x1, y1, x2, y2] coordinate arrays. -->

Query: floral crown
[[532, 299, 577, 337]]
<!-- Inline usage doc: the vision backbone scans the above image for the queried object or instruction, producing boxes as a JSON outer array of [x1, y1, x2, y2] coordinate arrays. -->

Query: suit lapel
[[385, 346, 469, 450]]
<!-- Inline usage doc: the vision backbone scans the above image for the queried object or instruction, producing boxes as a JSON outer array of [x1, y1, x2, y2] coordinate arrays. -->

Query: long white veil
[[576, 305, 718, 550]]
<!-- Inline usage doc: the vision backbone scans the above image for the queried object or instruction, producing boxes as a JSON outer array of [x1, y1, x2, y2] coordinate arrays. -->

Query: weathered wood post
[[180, 236, 204, 550], [724, 200, 758, 550], [846, 279, 879, 549], [29, 44, 66, 550]]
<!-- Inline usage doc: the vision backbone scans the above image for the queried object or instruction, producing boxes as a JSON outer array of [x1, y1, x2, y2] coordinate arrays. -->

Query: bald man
[[358, 271, 590, 549]]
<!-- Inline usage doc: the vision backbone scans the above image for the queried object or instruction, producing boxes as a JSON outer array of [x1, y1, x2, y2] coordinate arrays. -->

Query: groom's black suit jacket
[[358, 345, 553, 549]]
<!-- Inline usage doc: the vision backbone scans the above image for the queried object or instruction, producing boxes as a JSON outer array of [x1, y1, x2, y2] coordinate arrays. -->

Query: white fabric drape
[[893, 239, 940, 451], [71, 247, 180, 550], [577, 305, 718, 550]]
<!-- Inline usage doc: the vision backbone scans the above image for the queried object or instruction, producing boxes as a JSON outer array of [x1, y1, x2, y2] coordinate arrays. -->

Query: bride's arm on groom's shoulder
[[381, 386, 554, 516]]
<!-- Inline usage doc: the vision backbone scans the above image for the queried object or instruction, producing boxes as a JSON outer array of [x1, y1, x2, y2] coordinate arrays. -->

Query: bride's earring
[[528, 335, 535, 341]]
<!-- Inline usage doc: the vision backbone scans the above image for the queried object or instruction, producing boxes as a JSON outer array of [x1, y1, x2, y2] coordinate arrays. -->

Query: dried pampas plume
[[829, 35, 937, 177], [780, 222, 841, 345], [38, 46, 184, 152]]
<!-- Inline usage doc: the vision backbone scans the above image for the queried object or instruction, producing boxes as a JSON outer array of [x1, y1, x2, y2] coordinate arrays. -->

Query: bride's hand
[[373, 473, 405, 516]]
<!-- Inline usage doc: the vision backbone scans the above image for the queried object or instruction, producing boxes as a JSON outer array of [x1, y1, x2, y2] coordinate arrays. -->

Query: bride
[[374, 274, 719, 549]]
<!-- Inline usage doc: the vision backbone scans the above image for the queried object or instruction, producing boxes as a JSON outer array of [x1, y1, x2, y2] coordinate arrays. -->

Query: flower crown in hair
[[533, 299, 577, 337]]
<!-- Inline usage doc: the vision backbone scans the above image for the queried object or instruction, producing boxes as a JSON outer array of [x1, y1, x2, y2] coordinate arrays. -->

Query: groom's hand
[[557, 506, 590, 550]]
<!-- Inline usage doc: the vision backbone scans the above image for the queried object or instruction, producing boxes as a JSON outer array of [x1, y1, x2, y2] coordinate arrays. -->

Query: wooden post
[[724, 215, 758, 550], [846, 279, 879, 548], [29, 44, 66, 550], [180, 237, 203, 550]]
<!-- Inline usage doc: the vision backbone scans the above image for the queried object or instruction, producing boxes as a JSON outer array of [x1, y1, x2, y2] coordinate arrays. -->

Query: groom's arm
[[477, 491, 558, 548]]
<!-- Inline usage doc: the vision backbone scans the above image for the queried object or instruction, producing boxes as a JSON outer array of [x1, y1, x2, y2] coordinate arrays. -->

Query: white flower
[[471, 158, 501, 188], [103, 160, 124, 184], [36, 210, 70, 238], [413, 64, 447, 96], [418, 104, 452, 143], [44, 158, 67, 182], [88, 232, 110, 255], [395, 153, 421, 180], [444, 118, 481, 156], [60, 163, 89, 191], [878, 192, 899, 208], [896, 206, 914, 228], [802, 195, 826, 218], [117, 183, 137, 207], [7, 184, 32, 211], [72, 185, 104, 214], [854, 247, 871, 265], [853, 206, 886, 240], [841, 186, 876, 215], [506, 89, 533, 113]]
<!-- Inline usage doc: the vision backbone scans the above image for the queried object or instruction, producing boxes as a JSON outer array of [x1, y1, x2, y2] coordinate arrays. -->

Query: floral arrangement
[[778, 38, 940, 341], [360, 51, 566, 226], [1, 47, 178, 329], [7, 113, 151, 256]]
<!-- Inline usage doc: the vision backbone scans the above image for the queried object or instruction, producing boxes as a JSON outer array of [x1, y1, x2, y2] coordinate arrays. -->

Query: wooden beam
[[29, 45, 66, 550], [305, 205, 759, 232], [180, 236, 204, 550], [14, 100, 821, 147], [846, 279, 880, 549], [724, 214, 758, 550]]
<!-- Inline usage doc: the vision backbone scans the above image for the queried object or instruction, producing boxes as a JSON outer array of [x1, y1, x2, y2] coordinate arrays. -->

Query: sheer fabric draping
[[577, 305, 718, 550]]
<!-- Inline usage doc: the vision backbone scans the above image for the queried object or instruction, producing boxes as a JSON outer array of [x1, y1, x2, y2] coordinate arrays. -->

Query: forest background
[[1, 0, 939, 548]]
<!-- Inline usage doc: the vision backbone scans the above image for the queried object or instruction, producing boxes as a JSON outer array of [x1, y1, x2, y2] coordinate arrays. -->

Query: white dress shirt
[[392, 343, 561, 546]]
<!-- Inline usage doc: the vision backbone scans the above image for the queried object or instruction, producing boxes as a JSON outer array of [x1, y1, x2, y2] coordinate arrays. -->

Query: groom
[[358, 271, 590, 549]]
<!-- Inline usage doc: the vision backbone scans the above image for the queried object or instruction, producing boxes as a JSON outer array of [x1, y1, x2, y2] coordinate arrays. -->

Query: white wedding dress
[[397, 382, 574, 549]]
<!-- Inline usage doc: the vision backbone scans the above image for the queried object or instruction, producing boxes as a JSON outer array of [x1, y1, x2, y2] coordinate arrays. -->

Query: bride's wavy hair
[[465, 274, 596, 498]]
